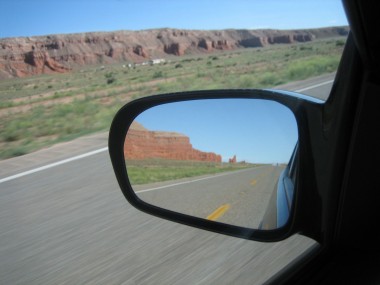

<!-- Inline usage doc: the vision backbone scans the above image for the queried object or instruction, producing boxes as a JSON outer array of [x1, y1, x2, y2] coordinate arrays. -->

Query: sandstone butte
[[124, 122, 222, 163], [0, 26, 349, 79]]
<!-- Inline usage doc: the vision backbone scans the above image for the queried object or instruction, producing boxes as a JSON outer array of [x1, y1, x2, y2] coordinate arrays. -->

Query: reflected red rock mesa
[[124, 122, 221, 163]]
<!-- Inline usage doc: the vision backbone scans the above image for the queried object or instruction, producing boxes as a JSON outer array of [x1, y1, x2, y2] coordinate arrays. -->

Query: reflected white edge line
[[295, 79, 334, 92], [0, 79, 334, 185], [0, 147, 108, 184], [136, 167, 261, 194]]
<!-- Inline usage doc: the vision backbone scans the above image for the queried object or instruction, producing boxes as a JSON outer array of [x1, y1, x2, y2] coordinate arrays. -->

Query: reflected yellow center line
[[207, 204, 230, 221], [250, 167, 274, 186]]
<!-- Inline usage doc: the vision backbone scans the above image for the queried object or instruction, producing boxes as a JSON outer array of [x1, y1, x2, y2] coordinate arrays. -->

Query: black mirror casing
[[108, 89, 324, 242]]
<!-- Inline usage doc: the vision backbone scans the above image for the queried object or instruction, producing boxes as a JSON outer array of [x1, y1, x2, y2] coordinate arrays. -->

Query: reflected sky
[[134, 99, 297, 163]]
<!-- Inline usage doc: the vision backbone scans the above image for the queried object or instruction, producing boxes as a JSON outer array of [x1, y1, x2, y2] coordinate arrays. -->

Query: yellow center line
[[206, 204, 230, 221], [251, 167, 274, 185]]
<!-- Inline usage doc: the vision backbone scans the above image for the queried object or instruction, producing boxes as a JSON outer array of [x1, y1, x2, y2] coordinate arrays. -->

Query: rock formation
[[229, 155, 237, 164], [124, 122, 221, 163], [0, 26, 349, 79]]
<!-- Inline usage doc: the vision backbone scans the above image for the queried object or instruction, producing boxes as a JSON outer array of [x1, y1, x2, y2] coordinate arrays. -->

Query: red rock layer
[[0, 27, 349, 78], [124, 124, 221, 163]]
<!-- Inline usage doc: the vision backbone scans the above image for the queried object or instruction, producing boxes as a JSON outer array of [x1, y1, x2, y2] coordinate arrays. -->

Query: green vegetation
[[105, 72, 117, 84], [126, 159, 255, 185], [0, 97, 121, 159], [0, 37, 346, 159], [152, 71, 165, 79]]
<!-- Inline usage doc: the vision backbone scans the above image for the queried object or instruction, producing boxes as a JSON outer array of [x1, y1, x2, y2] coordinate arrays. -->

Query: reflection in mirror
[[124, 99, 298, 230]]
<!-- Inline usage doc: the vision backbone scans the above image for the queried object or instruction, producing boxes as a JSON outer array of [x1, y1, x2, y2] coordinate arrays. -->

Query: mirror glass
[[124, 99, 297, 229]]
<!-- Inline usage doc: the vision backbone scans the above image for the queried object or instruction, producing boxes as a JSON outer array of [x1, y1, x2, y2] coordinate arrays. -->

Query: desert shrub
[[152, 71, 164, 78], [106, 77, 116, 84], [336, 39, 345, 46], [237, 75, 256, 88], [299, 45, 313, 51], [259, 72, 282, 86], [105, 72, 117, 84]]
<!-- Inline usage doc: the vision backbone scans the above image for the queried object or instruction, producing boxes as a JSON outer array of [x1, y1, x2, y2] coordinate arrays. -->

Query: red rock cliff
[[124, 122, 221, 163], [0, 26, 349, 79]]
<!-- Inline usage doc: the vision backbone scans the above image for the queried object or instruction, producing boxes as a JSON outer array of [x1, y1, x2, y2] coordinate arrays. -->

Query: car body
[[260, 143, 298, 230]]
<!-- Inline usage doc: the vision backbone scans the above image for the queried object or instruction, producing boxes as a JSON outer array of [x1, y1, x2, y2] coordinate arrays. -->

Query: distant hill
[[0, 26, 349, 79]]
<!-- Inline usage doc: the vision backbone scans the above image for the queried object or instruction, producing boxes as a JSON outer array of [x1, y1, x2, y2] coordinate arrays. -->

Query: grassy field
[[0, 37, 346, 159], [125, 159, 257, 185]]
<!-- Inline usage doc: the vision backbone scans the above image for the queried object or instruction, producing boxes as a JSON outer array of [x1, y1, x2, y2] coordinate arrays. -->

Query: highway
[[0, 74, 332, 284], [135, 165, 283, 229]]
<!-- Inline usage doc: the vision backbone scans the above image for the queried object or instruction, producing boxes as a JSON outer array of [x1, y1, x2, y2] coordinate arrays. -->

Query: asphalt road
[[0, 74, 333, 284], [135, 165, 283, 229]]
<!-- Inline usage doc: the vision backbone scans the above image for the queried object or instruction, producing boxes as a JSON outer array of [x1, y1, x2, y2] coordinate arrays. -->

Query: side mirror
[[109, 89, 323, 242]]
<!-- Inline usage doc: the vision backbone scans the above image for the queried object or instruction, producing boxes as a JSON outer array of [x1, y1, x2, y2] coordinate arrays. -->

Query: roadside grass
[[126, 159, 256, 185], [0, 97, 122, 159], [0, 37, 346, 160]]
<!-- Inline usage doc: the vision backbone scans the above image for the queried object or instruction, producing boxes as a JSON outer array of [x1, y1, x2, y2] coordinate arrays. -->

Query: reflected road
[[135, 165, 283, 228]]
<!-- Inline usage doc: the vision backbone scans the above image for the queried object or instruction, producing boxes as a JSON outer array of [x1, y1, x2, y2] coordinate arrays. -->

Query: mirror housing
[[109, 89, 324, 242]]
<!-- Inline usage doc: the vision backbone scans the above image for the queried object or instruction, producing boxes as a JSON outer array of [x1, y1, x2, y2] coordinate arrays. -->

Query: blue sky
[[134, 99, 298, 163], [0, 0, 347, 38]]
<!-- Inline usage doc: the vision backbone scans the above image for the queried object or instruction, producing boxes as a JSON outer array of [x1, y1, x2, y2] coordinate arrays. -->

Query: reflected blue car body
[[276, 167, 295, 227], [260, 144, 297, 229]]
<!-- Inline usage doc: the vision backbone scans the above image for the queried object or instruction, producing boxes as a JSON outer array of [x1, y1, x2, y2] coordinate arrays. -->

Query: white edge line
[[0, 147, 108, 184], [136, 167, 261, 194], [295, 79, 334, 93], [0, 79, 334, 185]]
